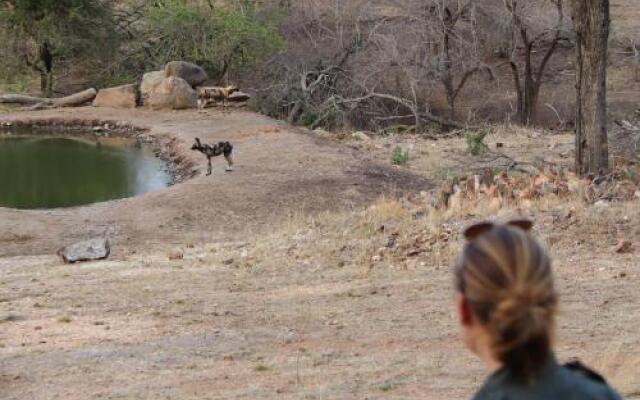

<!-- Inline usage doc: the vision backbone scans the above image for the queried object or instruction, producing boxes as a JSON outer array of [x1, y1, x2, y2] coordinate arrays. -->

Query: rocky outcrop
[[140, 71, 165, 105], [58, 238, 110, 263], [93, 84, 138, 109], [164, 61, 208, 88], [147, 77, 198, 110]]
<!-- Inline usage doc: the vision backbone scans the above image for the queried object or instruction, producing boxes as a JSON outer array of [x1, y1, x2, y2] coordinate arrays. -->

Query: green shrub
[[254, 364, 269, 372], [380, 381, 397, 392], [391, 145, 409, 165], [465, 129, 490, 156], [144, 1, 285, 81], [301, 111, 319, 128]]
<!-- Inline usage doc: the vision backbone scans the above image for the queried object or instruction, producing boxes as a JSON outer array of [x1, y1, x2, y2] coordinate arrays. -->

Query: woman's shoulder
[[471, 360, 622, 400], [559, 361, 623, 400]]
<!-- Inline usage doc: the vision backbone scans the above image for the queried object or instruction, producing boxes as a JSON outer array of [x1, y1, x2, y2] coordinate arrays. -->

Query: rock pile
[[93, 61, 251, 110]]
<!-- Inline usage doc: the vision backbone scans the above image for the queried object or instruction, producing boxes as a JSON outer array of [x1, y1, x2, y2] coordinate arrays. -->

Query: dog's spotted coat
[[191, 137, 234, 175]]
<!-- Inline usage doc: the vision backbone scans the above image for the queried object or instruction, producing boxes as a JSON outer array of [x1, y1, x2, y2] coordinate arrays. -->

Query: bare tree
[[338, 0, 489, 131], [570, 0, 610, 175], [435, 0, 494, 120], [503, 0, 567, 125]]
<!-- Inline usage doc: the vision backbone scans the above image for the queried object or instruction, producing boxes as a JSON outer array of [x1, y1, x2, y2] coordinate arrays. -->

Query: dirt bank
[[0, 107, 429, 257]]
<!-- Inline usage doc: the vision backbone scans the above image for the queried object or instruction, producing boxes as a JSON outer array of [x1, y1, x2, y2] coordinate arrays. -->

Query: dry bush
[[249, 0, 573, 133]]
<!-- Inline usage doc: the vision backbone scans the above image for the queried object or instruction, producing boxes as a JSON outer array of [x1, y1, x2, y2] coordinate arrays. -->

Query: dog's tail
[[194, 137, 202, 148]]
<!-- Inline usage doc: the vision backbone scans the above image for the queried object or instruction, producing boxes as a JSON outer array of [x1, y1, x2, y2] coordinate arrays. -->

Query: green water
[[0, 134, 170, 209]]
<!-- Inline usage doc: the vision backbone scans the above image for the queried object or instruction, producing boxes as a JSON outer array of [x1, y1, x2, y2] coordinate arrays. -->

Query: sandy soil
[[0, 107, 428, 257]]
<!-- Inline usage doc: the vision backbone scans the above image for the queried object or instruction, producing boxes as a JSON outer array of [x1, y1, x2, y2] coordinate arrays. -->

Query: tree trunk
[[39, 42, 54, 97], [571, 0, 610, 176], [518, 42, 541, 125], [522, 80, 540, 125], [1, 88, 98, 110]]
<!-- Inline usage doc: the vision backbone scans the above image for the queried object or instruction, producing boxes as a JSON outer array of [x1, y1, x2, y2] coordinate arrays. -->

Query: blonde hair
[[455, 222, 557, 382]]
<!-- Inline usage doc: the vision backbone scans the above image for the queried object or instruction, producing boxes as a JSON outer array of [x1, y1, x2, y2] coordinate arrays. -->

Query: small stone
[[384, 235, 398, 248], [313, 129, 332, 138], [168, 249, 184, 260], [634, 190, 640, 199], [352, 131, 371, 141], [594, 200, 610, 208], [614, 240, 633, 254], [223, 258, 234, 265], [57, 238, 110, 263]]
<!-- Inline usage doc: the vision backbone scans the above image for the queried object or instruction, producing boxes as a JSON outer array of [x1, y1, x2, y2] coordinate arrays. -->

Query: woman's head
[[455, 220, 557, 382]]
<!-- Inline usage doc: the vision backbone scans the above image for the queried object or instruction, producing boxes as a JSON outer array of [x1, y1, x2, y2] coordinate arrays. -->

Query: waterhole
[[0, 131, 171, 209]]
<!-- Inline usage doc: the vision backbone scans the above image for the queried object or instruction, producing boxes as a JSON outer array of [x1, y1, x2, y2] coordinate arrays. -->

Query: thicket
[[0, 0, 284, 92]]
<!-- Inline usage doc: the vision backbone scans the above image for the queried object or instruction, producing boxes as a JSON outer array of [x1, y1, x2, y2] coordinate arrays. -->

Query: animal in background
[[197, 85, 239, 112], [190, 137, 234, 175]]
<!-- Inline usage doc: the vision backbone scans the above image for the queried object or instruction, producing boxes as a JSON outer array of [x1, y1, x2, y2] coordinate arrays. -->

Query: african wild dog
[[197, 85, 239, 112], [191, 137, 234, 175]]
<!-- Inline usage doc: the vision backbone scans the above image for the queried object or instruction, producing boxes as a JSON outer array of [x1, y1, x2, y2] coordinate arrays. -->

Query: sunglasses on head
[[463, 219, 534, 241]]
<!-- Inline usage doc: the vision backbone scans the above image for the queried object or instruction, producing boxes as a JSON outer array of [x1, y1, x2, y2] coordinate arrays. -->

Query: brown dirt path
[[0, 107, 429, 257]]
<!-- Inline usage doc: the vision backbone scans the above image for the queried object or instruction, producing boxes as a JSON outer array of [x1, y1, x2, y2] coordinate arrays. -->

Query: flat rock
[[93, 84, 138, 109], [58, 238, 110, 263], [164, 61, 208, 87], [228, 91, 251, 102]]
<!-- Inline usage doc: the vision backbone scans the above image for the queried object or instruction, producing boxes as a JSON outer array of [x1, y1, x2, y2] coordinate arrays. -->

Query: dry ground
[[1, 122, 640, 399], [2, 1, 640, 395], [0, 107, 428, 257]]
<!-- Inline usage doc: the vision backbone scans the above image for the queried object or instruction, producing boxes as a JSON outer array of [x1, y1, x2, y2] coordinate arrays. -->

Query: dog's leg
[[206, 156, 212, 176], [224, 154, 234, 172], [223, 144, 234, 171]]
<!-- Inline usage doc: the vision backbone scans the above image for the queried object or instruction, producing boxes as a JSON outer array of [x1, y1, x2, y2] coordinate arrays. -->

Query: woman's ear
[[456, 293, 474, 327]]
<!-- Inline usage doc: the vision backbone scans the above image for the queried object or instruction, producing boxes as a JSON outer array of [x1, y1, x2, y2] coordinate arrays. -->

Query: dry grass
[[1, 119, 639, 398], [1, 178, 639, 399]]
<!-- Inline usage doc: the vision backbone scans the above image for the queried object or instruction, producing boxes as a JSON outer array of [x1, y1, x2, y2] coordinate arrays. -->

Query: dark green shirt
[[472, 356, 622, 400]]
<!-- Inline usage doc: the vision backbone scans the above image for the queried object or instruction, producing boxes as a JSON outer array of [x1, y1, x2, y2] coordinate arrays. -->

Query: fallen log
[[0, 94, 49, 105], [1, 88, 98, 110]]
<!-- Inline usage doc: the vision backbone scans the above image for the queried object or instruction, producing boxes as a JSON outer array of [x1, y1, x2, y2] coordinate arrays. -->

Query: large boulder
[[93, 84, 138, 109], [164, 61, 208, 87], [58, 238, 110, 264], [147, 77, 198, 110], [140, 70, 165, 105]]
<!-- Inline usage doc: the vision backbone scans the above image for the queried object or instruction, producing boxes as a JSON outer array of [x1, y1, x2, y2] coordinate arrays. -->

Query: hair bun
[[491, 291, 549, 355]]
